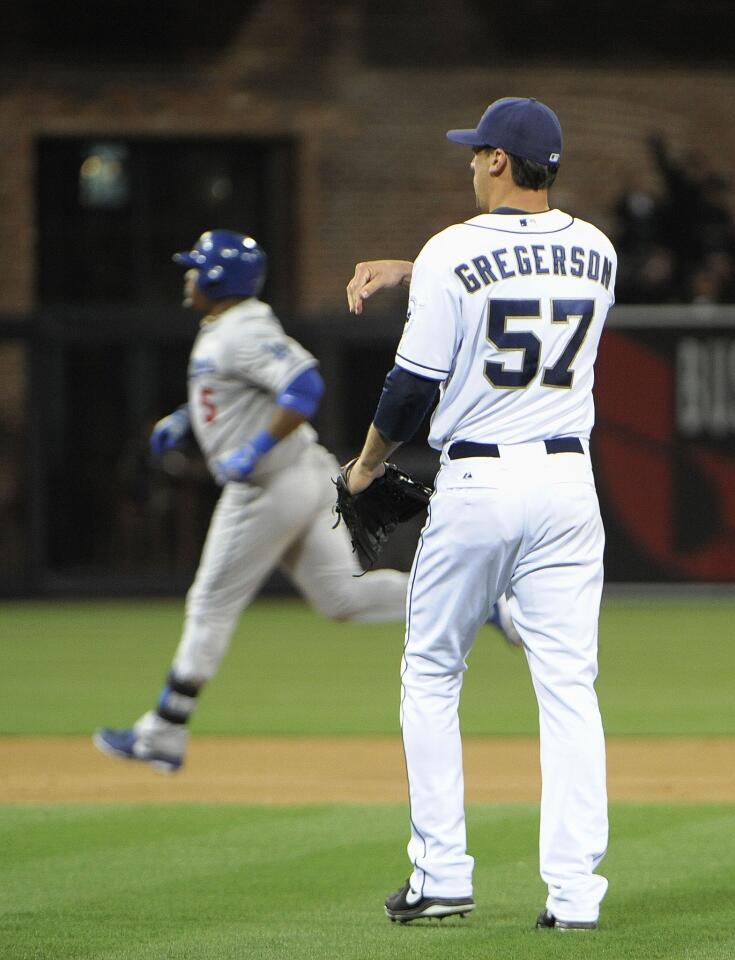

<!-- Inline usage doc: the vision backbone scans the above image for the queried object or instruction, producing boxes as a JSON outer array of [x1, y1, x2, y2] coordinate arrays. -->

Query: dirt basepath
[[1, 736, 733, 804]]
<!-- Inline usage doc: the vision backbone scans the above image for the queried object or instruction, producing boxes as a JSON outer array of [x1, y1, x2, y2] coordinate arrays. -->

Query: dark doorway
[[36, 136, 294, 314], [31, 136, 295, 587]]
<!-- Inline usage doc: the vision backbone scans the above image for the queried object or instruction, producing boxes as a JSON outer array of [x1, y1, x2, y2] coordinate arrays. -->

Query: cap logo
[[549, 152, 560, 163]]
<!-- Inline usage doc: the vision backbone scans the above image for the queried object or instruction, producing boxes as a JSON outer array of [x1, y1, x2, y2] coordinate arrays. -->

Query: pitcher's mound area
[[2, 736, 733, 804]]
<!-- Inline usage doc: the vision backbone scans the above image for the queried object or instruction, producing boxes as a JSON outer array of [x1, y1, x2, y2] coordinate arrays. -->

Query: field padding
[[2, 735, 733, 804]]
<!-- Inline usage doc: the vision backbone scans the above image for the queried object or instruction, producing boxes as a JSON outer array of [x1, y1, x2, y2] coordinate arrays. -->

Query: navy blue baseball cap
[[447, 97, 562, 166]]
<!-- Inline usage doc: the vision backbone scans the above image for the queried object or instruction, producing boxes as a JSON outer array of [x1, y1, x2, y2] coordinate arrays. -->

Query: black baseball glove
[[334, 462, 433, 569]]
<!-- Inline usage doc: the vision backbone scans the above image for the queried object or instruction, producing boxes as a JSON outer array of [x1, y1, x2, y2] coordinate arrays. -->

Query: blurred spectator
[[613, 135, 735, 303], [689, 251, 735, 305]]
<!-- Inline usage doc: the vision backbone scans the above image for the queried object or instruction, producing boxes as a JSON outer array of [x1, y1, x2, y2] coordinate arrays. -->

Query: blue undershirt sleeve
[[275, 366, 325, 419], [373, 364, 440, 443]]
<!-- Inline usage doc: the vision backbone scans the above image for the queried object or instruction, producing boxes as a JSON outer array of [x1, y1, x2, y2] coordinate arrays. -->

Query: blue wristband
[[213, 430, 278, 485], [250, 430, 278, 457]]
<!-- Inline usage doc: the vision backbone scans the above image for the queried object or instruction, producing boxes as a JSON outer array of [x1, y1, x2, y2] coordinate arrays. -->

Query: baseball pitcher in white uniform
[[345, 98, 616, 930], [93, 230, 414, 772]]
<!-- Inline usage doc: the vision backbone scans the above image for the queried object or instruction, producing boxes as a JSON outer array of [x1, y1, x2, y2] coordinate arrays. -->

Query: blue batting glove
[[150, 406, 191, 457], [213, 431, 277, 485]]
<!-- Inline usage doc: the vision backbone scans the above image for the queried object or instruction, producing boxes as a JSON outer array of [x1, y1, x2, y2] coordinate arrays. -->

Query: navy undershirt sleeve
[[373, 364, 441, 443]]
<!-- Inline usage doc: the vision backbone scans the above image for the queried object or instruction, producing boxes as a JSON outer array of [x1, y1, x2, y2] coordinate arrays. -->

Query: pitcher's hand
[[346, 260, 414, 315]]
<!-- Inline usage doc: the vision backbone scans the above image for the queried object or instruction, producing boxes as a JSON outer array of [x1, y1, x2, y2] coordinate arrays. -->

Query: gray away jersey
[[396, 209, 617, 450], [187, 298, 318, 478]]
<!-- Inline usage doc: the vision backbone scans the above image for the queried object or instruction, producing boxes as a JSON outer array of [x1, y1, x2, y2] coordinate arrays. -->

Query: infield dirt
[[1, 735, 733, 804]]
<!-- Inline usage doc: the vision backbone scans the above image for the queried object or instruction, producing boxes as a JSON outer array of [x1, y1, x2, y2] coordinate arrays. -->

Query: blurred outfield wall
[[1, 304, 734, 595], [1, 2, 734, 594]]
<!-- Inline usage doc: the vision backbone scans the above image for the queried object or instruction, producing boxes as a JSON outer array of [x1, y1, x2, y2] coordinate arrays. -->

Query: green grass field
[[2, 597, 734, 735], [2, 803, 734, 959], [2, 596, 735, 959]]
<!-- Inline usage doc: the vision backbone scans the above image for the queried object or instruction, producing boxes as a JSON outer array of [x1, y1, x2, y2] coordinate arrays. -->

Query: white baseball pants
[[401, 440, 607, 923], [172, 444, 408, 682]]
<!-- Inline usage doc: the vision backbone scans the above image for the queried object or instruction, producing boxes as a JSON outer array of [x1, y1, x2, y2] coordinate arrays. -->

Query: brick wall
[[1, 0, 734, 316]]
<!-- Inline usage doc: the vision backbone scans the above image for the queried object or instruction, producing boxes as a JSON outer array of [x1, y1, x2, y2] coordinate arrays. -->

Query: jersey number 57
[[484, 297, 594, 390]]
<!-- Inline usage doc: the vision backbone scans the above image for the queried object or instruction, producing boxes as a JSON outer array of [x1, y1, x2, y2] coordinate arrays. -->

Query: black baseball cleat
[[385, 879, 475, 923], [536, 909, 597, 930]]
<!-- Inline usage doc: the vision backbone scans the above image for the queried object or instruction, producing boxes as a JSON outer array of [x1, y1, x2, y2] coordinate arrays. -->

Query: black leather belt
[[448, 437, 583, 459]]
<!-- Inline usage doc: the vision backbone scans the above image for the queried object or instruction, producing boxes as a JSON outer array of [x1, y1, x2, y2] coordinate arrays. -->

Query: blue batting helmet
[[173, 229, 267, 299]]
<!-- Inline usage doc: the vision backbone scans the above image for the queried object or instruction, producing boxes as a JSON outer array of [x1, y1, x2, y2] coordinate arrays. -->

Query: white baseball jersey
[[395, 207, 615, 924], [395, 209, 616, 450], [187, 298, 318, 479]]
